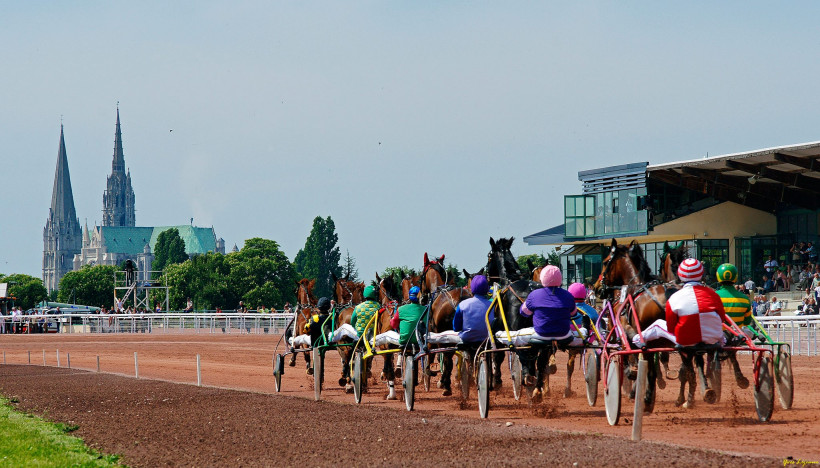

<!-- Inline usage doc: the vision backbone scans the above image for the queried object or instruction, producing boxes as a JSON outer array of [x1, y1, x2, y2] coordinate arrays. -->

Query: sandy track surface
[[0, 333, 812, 464]]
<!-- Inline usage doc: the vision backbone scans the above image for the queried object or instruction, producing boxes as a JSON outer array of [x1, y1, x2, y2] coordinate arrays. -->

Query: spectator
[[744, 277, 756, 293], [216, 306, 225, 333], [791, 243, 802, 264], [54, 307, 62, 333], [764, 255, 779, 275], [755, 296, 769, 317], [806, 242, 818, 263], [761, 275, 775, 294], [184, 298, 193, 313], [767, 296, 782, 317]]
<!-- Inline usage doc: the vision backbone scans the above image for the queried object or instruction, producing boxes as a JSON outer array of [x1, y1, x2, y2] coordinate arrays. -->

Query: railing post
[[197, 354, 201, 386], [97, 355, 100, 372], [56, 349, 60, 367], [134, 352, 139, 378]]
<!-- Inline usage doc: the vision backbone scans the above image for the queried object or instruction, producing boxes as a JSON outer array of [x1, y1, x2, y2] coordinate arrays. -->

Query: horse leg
[[288, 349, 297, 367], [729, 351, 749, 389], [440, 352, 454, 396], [656, 352, 669, 388], [675, 353, 692, 408], [697, 353, 716, 404], [305, 346, 313, 375], [548, 343, 558, 375], [338, 347, 352, 389], [564, 350, 576, 398], [492, 352, 504, 389], [644, 357, 657, 414], [533, 347, 551, 403], [384, 353, 397, 400]]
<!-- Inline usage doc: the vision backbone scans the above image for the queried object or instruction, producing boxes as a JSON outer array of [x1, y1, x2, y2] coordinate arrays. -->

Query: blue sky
[[3, 2, 820, 280]]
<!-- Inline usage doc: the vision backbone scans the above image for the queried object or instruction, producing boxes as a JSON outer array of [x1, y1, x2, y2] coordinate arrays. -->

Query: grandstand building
[[525, 141, 820, 285]]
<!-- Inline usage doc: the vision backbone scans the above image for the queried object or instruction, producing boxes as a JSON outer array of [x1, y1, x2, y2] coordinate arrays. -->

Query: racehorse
[[331, 274, 365, 391], [659, 241, 689, 287], [484, 237, 535, 390], [420, 254, 468, 396], [400, 270, 420, 302], [375, 273, 402, 399], [526, 259, 545, 283], [594, 239, 716, 411], [287, 279, 318, 371]]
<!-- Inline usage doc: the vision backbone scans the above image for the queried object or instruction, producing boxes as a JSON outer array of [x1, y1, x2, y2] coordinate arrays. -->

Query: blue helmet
[[408, 286, 420, 301]]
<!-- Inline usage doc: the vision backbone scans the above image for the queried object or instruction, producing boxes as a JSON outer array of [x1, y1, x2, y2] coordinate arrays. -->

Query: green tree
[[152, 228, 188, 272], [57, 265, 116, 308], [341, 250, 360, 283], [228, 238, 298, 309], [516, 253, 548, 274], [2, 274, 47, 310], [294, 216, 342, 297]]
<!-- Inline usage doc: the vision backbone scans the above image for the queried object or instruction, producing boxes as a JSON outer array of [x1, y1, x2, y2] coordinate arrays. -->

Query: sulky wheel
[[477, 354, 490, 419], [511, 353, 523, 402], [274, 354, 284, 393], [460, 352, 472, 400], [776, 347, 794, 410], [313, 347, 323, 401], [754, 354, 775, 422], [604, 355, 622, 426], [404, 355, 416, 411], [584, 349, 599, 407], [353, 350, 364, 404]]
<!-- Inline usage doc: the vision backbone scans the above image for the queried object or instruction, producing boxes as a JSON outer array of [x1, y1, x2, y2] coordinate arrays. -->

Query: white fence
[[0, 313, 295, 336], [755, 316, 820, 356]]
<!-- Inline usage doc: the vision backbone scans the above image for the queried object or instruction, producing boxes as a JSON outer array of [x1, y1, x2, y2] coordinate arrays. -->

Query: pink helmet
[[677, 258, 704, 282], [568, 282, 587, 300], [540, 265, 563, 287]]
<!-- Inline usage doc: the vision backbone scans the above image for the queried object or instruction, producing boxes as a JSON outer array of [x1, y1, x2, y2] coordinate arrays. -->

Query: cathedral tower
[[102, 107, 136, 227], [43, 125, 82, 293]]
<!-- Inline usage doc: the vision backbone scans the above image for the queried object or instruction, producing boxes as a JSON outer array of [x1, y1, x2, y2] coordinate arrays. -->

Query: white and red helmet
[[677, 258, 704, 283]]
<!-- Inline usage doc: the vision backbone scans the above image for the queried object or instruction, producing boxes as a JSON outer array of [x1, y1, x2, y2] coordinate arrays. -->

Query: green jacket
[[351, 300, 380, 337], [396, 303, 426, 345]]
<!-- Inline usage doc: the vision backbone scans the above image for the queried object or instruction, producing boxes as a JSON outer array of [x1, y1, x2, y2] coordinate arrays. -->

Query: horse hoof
[[683, 400, 695, 409], [442, 389, 452, 397], [338, 378, 347, 387], [344, 384, 354, 394], [307, 367, 314, 375], [657, 376, 666, 390], [379, 372, 386, 381], [437, 381, 443, 389], [532, 388, 543, 404], [666, 370, 679, 380], [386, 394, 398, 401], [736, 376, 750, 389], [549, 364, 558, 375], [493, 379, 503, 389], [674, 396, 685, 407], [288, 361, 296, 367], [704, 389, 717, 404], [524, 375, 536, 387], [563, 389, 574, 398]]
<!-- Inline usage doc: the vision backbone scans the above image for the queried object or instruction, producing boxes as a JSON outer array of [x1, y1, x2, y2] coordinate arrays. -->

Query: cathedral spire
[[50, 125, 78, 223], [112, 106, 125, 173]]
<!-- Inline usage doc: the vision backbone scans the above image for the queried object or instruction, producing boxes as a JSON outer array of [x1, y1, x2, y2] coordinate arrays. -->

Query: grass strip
[[0, 396, 123, 467]]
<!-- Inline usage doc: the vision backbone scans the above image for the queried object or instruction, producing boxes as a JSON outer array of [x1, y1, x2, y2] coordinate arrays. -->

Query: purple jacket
[[453, 296, 493, 344], [520, 287, 574, 337]]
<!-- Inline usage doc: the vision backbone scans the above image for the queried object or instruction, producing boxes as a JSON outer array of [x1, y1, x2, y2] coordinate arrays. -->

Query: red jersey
[[665, 283, 726, 346]]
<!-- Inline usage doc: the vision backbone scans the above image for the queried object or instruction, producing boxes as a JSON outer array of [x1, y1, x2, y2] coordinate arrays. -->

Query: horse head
[[377, 272, 400, 306], [421, 253, 447, 298], [486, 236, 523, 284], [659, 241, 689, 284], [296, 278, 317, 307], [401, 271, 420, 302]]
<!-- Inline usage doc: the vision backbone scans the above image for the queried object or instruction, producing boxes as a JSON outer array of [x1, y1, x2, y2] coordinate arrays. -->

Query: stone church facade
[[43, 108, 225, 293]]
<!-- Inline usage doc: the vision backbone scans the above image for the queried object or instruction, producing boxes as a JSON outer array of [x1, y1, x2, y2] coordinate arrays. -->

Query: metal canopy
[[648, 141, 820, 212]]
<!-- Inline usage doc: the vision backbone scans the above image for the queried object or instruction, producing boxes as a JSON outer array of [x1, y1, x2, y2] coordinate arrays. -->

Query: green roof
[[100, 225, 217, 256]]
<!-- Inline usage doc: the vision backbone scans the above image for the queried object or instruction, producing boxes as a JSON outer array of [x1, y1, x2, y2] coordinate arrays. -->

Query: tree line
[[3, 216, 560, 311]]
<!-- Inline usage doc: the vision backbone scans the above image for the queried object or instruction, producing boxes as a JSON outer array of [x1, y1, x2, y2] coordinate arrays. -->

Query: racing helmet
[[716, 263, 739, 284], [568, 282, 587, 301]]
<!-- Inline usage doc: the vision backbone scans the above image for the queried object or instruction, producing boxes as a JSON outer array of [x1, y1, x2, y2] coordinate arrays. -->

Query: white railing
[[754, 315, 820, 356], [0, 313, 295, 336]]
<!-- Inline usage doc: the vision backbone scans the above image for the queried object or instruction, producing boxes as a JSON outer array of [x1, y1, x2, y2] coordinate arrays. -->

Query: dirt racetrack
[[0, 333, 813, 466]]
